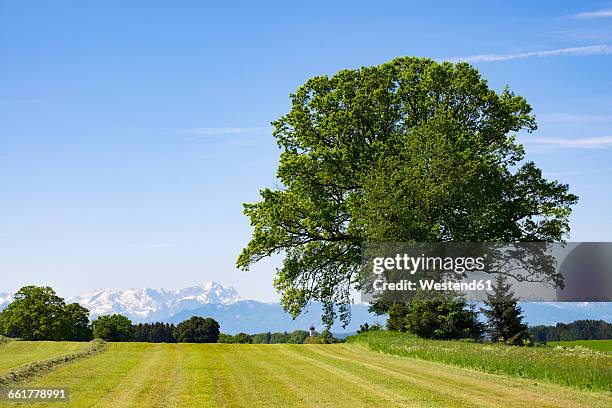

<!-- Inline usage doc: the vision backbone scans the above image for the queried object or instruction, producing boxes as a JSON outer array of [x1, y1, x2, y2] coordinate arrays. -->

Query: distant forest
[[529, 320, 611, 342]]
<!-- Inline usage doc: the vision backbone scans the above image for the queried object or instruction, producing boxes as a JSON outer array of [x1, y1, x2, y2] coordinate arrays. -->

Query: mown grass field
[[0, 341, 90, 375], [0, 340, 611, 407], [547, 340, 612, 352], [348, 331, 612, 392]]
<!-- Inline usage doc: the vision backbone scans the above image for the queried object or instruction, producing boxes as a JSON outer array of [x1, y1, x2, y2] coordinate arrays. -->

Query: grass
[[347, 331, 612, 392], [547, 340, 612, 353], [0, 341, 90, 375], [0, 342, 610, 407]]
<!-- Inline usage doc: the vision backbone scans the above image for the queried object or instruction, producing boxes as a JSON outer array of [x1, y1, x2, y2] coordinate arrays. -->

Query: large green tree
[[0, 285, 89, 341], [237, 57, 578, 327]]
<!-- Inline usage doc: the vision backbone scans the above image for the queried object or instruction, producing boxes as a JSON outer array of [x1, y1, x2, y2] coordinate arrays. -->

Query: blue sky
[[1, 1, 611, 301]]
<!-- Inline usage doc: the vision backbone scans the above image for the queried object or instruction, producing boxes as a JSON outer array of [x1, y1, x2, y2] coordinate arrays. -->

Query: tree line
[[0, 286, 221, 343], [529, 320, 611, 342], [218, 329, 338, 344]]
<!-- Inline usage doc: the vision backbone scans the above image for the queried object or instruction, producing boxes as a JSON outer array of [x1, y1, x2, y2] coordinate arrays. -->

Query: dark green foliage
[[251, 332, 272, 344], [387, 294, 483, 340], [317, 329, 338, 344], [530, 320, 611, 342], [270, 331, 289, 344], [237, 57, 578, 327], [304, 329, 339, 344], [287, 330, 309, 344], [218, 333, 252, 343], [249, 330, 309, 344], [481, 275, 530, 345], [61, 303, 93, 341], [356, 323, 382, 334], [92, 314, 134, 342], [173, 317, 220, 343], [0, 286, 92, 341], [133, 322, 177, 343]]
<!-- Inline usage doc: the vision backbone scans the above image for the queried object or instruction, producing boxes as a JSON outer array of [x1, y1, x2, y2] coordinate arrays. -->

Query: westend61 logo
[[360, 242, 612, 303]]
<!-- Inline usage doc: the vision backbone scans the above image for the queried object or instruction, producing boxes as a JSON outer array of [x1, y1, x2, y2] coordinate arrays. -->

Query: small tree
[[481, 274, 530, 345], [174, 317, 220, 343], [92, 314, 134, 342]]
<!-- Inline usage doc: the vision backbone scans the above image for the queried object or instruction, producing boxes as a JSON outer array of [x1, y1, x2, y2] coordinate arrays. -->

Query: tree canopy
[[92, 314, 134, 342], [237, 57, 578, 327], [0, 285, 92, 341], [173, 316, 220, 343]]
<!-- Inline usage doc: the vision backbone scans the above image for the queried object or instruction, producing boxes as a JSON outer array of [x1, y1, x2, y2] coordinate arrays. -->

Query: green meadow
[[546, 340, 612, 353], [1, 339, 611, 408]]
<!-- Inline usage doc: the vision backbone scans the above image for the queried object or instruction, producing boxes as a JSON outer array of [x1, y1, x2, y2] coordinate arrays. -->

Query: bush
[[387, 294, 483, 340]]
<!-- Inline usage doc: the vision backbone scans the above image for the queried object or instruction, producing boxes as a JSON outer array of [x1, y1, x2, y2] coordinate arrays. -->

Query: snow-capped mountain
[[68, 282, 240, 322], [0, 293, 13, 310]]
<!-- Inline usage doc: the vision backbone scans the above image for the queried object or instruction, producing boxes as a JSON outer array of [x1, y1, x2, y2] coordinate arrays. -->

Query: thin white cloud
[[522, 135, 612, 149], [575, 9, 612, 18], [450, 45, 612, 63]]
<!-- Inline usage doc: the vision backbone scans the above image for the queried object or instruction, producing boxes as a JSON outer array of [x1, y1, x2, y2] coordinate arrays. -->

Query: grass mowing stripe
[[236, 345, 374, 407], [288, 345, 477, 408], [173, 344, 217, 407], [349, 332, 611, 391], [314, 345, 607, 408], [308, 345, 503, 408], [0, 341, 89, 374], [2, 343, 610, 407], [325, 345, 552, 405], [92, 343, 179, 408], [218, 345, 308, 407], [0, 343, 150, 408], [0, 340, 106, 387], [279, 345, 437, 407]]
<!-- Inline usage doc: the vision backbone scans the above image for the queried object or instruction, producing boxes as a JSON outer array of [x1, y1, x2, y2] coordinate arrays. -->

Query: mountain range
[[0, 282, 610, 334], [67, 282, 240, 322]]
